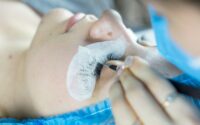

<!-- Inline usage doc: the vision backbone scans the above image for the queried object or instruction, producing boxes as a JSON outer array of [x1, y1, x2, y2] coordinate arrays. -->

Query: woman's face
[[24, 9, 129, 117], [146, 1, 200, 57]]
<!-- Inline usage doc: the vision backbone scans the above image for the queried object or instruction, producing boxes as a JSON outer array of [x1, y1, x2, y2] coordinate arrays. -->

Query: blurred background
[[23, 0, 150, 31], [0, 0, 156, 46]]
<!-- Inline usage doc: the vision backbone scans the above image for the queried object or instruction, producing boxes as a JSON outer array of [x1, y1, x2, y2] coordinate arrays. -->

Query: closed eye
[[67, 38, 126, 101], [94, 53, 120, 77]]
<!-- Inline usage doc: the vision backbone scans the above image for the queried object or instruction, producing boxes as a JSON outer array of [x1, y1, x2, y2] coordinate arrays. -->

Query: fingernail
[[124, 56, 134, 67], [116, 65, 125, 76], [115, 56, 134, 76]]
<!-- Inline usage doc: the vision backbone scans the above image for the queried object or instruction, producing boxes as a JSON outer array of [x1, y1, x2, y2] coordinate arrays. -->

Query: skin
[[0, 1, 125, 118], [110, 57, 200, 125], [109, 1, 200, 125], [145, 0, 200, 57], [0, 0, 40, 117], [0, 2, 135, 118], [0, 1, 198, 123]]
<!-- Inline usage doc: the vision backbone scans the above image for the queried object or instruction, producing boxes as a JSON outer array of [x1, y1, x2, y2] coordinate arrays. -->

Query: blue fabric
[[148, 5, 200, 112], [0, 74, 199, 125], [173, 74, 200, 109], [0, 99, 115, 125], [148, 6, 200, 82]]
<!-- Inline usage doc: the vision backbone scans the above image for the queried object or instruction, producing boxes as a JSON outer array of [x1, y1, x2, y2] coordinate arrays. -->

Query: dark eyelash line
[[107, 53, 118, 60], [78, 53, 121, 78], [94, 63, 103, 77], [94, 53, 121, 77]]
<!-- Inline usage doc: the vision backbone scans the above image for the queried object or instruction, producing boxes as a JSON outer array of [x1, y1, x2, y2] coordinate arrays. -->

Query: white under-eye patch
[[67, 37, 126, 101]]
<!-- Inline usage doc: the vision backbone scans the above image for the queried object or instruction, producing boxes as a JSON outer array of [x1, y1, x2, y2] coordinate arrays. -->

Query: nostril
[[89, 10, 127, 41], [107, 32, 113, 37]]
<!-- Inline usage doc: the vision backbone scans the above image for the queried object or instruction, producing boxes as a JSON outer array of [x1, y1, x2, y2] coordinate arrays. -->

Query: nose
[[89, 10, 143, 56], [89, 10, 128, 41]]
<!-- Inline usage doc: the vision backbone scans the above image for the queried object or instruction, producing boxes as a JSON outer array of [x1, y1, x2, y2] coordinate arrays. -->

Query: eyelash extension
[[67, 38, 126, 101], [107, 53, 119, 60], [94, 53, 121, 77], [94, 63, 104, 77]]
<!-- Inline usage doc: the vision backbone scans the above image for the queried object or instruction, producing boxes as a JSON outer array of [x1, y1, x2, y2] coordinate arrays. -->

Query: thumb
[[94, 65, 117, 97]]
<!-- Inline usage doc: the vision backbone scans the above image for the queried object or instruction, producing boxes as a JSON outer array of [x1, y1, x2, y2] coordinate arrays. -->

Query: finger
[[94, 66, 116, 98], [109, 81, 139, 125], [119, 69, 172, 125], [105, 60, 124, 71], [106, 60, 124, 66], [128, 57, 198, 122], [32, 9, 74, 45]]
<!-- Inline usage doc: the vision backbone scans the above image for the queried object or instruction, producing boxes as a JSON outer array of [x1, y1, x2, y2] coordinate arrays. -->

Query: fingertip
[[101, 65, 116, 77], [106, 60, 124, 67], [128, 56, 149, 74]]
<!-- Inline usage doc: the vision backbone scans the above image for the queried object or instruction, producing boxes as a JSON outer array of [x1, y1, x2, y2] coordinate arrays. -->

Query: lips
[[66, 13, 85, 32]]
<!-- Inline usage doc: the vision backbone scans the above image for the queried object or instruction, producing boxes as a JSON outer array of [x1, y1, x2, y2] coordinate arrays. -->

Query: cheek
[[168, 21, 200, 57], [25, 38, 100, 115], [25, 41, 77, 110]]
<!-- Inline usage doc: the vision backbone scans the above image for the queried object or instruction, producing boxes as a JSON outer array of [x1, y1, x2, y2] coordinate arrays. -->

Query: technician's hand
[[90, 10, 181, 78], [109, 57, 200, 125]]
